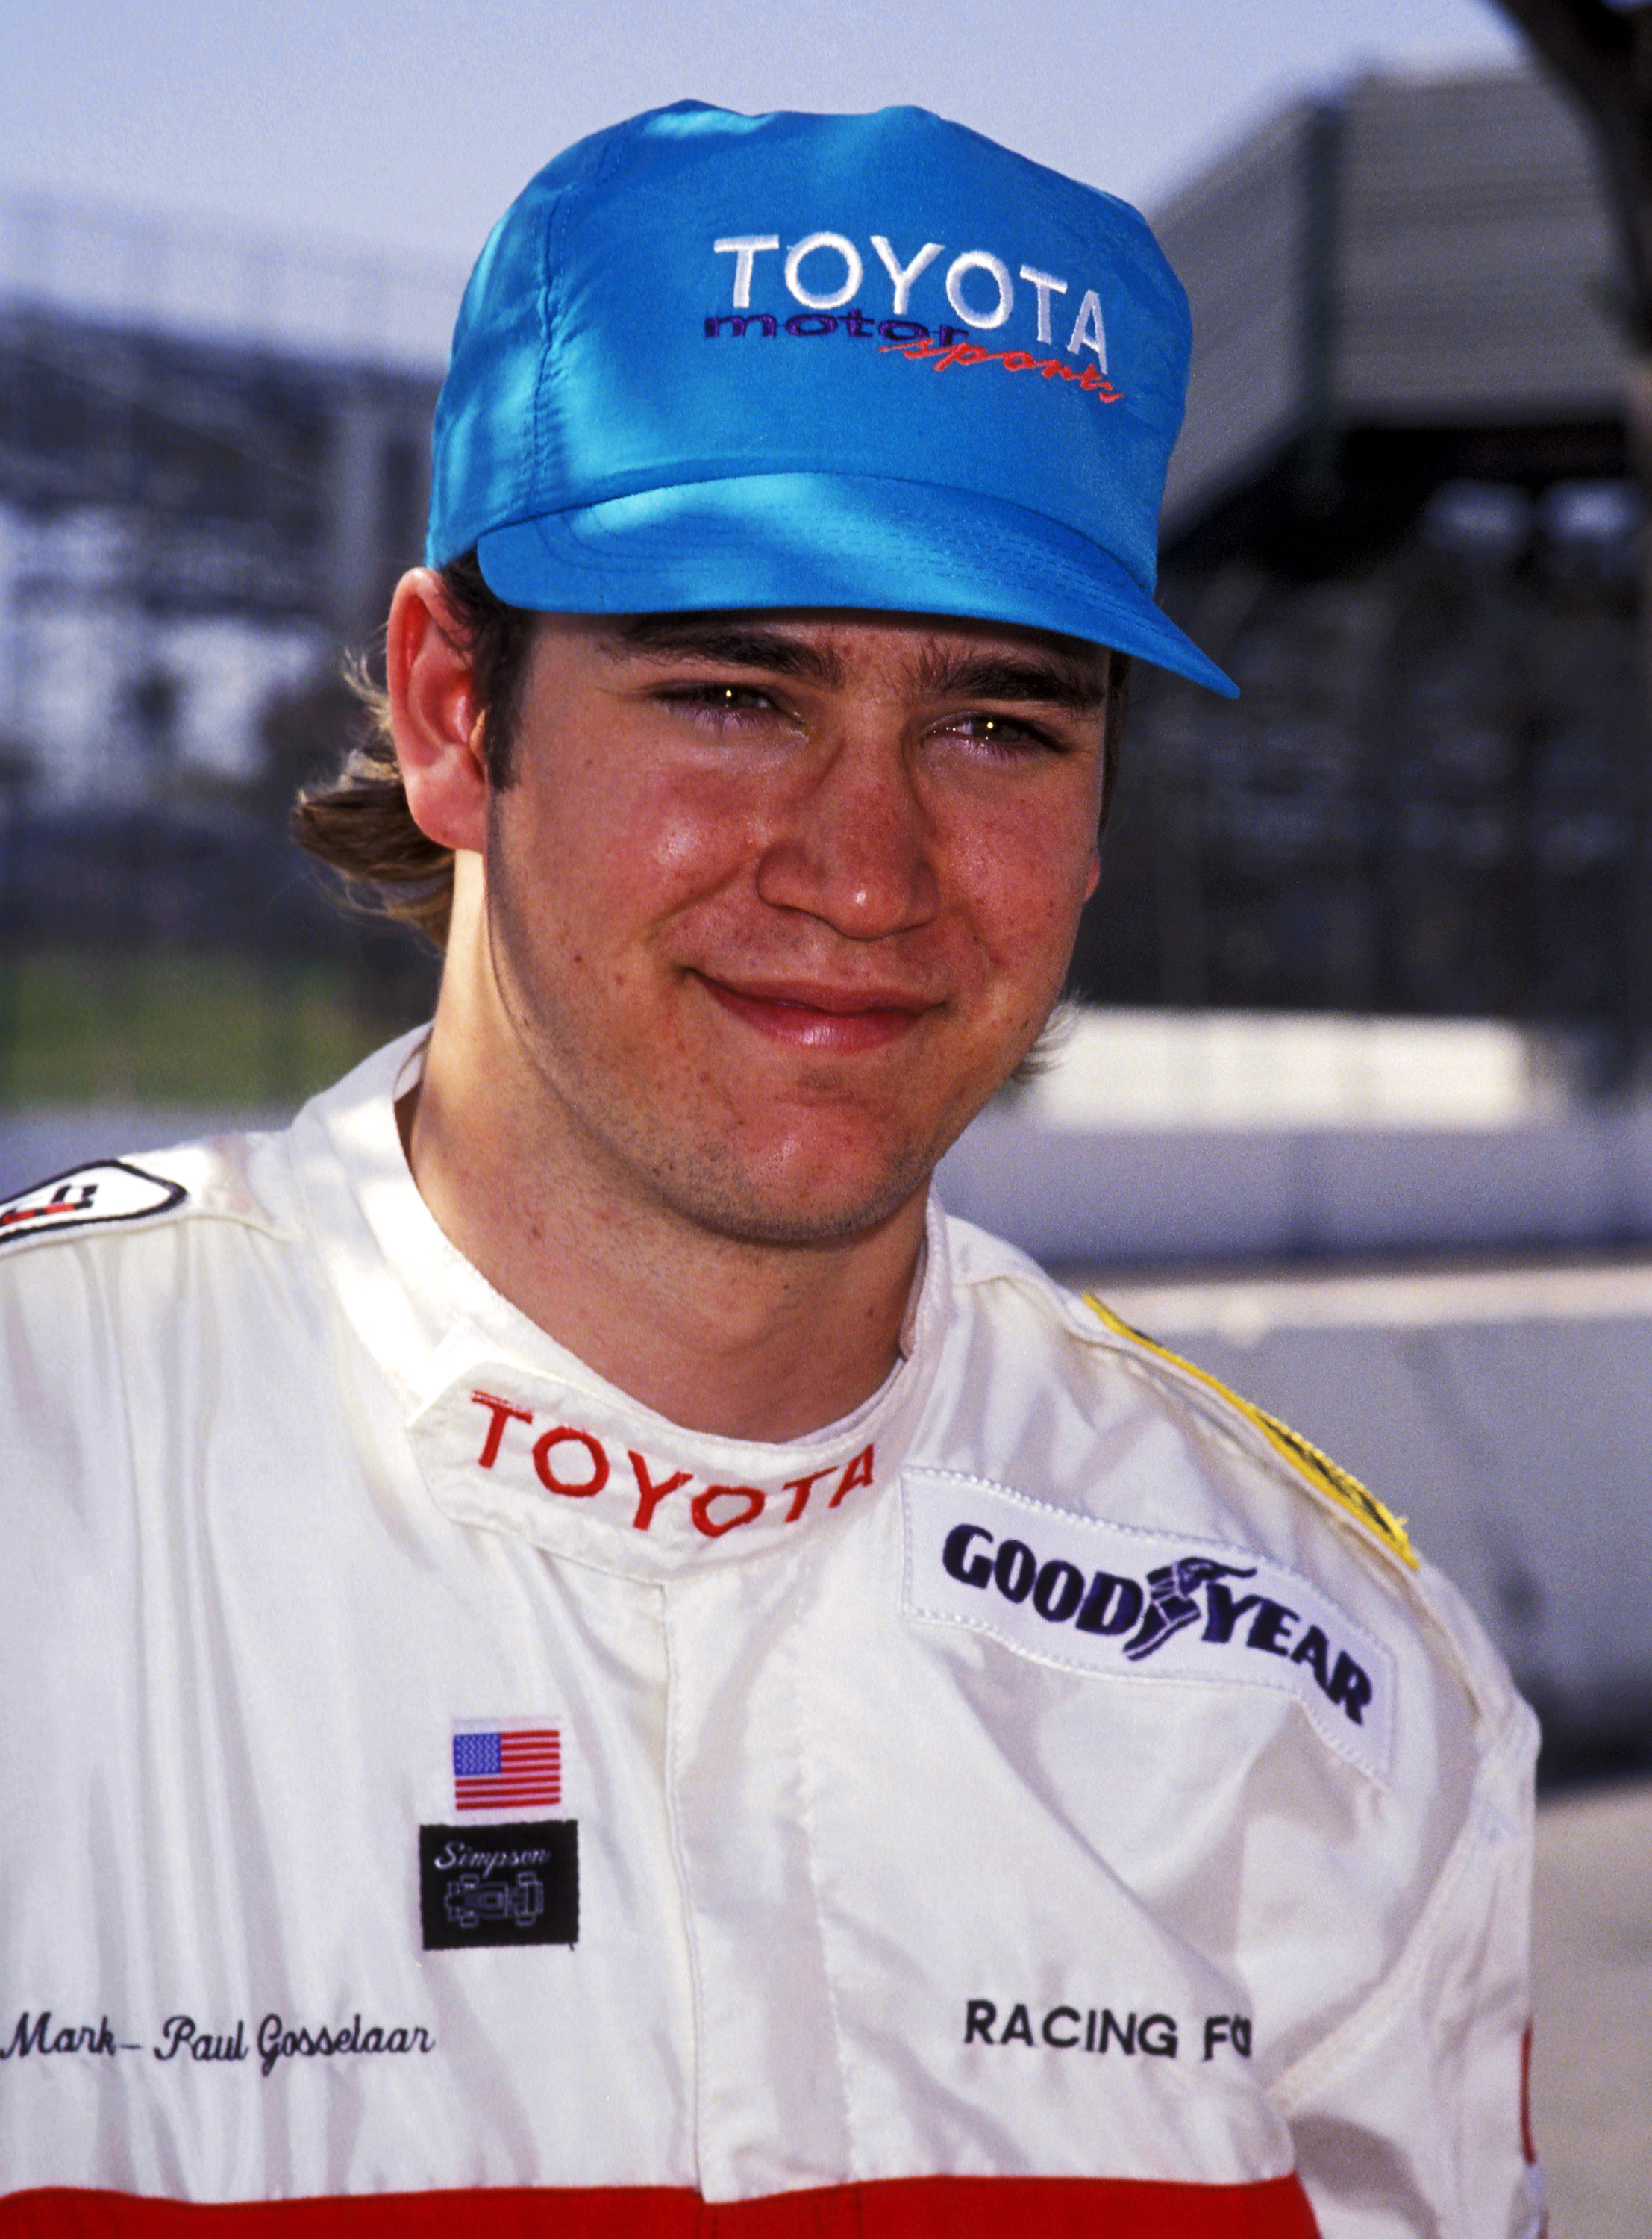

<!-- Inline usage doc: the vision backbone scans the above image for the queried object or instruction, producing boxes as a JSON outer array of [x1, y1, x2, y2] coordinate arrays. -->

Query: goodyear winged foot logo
[[903, 1470, 1395, 1782]]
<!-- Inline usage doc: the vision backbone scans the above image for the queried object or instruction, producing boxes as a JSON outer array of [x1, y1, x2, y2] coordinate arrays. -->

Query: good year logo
[[902, 1471, 1395, 1781], [940, 1521, 1376, 1726]]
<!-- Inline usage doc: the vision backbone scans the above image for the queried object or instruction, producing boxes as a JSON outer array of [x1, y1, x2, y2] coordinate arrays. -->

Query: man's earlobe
[[387, 568, 491, 854]]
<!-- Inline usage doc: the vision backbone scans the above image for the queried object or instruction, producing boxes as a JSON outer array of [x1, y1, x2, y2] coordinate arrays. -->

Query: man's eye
[[660, 683, 779, 720], [941, 711, 1044, 752]]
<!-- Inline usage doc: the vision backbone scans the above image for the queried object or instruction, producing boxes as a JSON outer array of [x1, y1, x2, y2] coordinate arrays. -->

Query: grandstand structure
[[1074, 66, 1645, 1061], [0, 192, 450, 803], [1158, 66, 1627, 544], [0, 194, 457, 1094], [0, 72, 1644, 1060]]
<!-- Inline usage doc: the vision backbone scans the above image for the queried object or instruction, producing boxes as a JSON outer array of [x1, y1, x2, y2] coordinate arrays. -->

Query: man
[[0, 104, 1539, 2237]]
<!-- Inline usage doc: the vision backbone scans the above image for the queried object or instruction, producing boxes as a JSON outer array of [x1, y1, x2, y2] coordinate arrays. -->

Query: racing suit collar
[[293, 1029, 950, 1579]]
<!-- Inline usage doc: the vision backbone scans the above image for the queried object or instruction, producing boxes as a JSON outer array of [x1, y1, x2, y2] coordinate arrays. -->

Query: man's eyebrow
[[912, 649, 1108, 713], [598, 616, 845, 686], [598, 615, 1107, 710]]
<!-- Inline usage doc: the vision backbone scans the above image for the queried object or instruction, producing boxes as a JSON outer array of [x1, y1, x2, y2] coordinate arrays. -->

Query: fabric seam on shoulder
[[0, 1149, 291, 1259], [1080, 1294, 1418, 1571]]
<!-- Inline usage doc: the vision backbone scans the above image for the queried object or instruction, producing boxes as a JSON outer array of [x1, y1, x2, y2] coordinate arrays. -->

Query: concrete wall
[[0, 1107, 288, 1196], [937, 1106, 1652, 1267]]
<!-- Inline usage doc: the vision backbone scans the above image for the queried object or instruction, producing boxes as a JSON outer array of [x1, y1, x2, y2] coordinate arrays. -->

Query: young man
[[0, 104, 1540, 2237]]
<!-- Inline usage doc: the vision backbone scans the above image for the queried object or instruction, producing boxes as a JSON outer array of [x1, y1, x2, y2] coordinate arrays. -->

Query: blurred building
[[0, 193, 449, 805], [1074, 66, 1642, 1060], [0, 195, 457, 1096]]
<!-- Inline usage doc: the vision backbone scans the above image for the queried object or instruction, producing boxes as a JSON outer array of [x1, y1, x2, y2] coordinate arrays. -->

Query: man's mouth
[[694, 974, 933, 1052]]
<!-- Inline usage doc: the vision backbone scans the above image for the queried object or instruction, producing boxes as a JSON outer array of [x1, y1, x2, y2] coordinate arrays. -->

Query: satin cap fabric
[[427, 102, 1236, 694]]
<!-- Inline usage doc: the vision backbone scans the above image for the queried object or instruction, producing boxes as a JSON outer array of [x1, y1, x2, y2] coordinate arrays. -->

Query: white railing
[[0, 187, 461, 370]]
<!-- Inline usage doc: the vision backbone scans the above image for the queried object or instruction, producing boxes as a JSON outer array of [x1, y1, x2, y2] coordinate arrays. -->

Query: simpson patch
[[0, 1161, 185, 1246], [903, 1470, 1394, 1782]]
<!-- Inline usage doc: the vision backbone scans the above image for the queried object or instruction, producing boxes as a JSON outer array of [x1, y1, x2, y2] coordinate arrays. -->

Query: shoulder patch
[[1083, 1293, 1418, 1571], [903, 1469, 1395, 1782], [0, 1160, 187, 1247]]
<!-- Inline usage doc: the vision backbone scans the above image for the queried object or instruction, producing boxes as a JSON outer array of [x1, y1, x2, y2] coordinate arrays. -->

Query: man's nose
[[752, 729, 942, 939]]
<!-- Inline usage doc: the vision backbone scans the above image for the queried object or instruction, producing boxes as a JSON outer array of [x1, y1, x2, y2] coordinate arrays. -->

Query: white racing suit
[[0, 1034, 1542, 2237]]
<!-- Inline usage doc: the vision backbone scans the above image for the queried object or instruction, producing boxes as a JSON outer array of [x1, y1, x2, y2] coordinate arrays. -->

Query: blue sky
[[5, 0, 1526, 283]]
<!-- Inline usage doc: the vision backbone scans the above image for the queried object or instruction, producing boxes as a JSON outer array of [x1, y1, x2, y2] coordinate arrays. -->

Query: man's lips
[[695, 973, 933, 1052]]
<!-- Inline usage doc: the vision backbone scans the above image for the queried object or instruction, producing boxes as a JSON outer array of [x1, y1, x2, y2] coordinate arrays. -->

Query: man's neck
[[400, 1024, 928, 1446]]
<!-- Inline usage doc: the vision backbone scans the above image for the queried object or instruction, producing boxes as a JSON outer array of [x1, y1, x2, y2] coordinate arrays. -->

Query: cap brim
[[475, 472, 1236, 696]]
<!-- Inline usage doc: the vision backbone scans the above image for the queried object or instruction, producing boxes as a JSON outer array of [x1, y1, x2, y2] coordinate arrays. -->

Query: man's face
[[476, 608, 1109, 1247]]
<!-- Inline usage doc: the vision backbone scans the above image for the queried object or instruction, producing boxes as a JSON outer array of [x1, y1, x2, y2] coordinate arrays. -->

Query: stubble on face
[[483, 840, 961, 1251]]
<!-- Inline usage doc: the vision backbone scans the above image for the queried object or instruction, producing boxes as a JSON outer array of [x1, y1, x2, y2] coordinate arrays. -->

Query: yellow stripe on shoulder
[[1083, 1293, 1418, 1571]]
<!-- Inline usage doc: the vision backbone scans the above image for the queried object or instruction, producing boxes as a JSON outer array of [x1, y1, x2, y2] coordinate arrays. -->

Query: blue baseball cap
[[428, 102, 1236, 695]]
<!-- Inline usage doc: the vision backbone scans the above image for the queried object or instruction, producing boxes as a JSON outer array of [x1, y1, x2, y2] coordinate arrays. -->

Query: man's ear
[[387, 568, 490, 853]]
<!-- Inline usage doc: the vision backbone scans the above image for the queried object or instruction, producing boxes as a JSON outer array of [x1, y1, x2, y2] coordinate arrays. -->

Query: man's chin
[[648, 1143, 938, 1252]]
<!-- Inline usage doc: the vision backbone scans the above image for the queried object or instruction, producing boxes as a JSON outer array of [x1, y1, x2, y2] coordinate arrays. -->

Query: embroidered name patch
[[419, 1820, 578, 1951], [0, 1160, 184, 1246], [903, 1471, 1394, 1781]]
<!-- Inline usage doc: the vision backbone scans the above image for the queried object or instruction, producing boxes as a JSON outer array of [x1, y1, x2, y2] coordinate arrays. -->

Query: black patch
[[0, 1159, 186, 1247], [419, 1820, 578, 1950]]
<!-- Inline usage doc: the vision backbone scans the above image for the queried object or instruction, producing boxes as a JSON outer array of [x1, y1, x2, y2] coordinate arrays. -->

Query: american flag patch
[[451, 1723, 562, 1812]]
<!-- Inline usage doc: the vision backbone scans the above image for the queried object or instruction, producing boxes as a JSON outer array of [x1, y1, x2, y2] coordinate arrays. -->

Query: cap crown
[[429, 102, 1192, 600]]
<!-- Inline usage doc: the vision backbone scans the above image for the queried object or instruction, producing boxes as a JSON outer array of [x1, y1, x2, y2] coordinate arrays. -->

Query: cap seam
[[528, 166, 569, 529], [530, 123, 633, 534]]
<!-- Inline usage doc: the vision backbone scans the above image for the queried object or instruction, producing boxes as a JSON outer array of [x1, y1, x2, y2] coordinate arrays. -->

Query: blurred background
[[3, 2, 1648, 2225]]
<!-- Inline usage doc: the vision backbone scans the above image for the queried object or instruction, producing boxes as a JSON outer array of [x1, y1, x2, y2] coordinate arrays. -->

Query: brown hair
[[291, 550, 534, 948], [292, 555, 1130, 951]]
